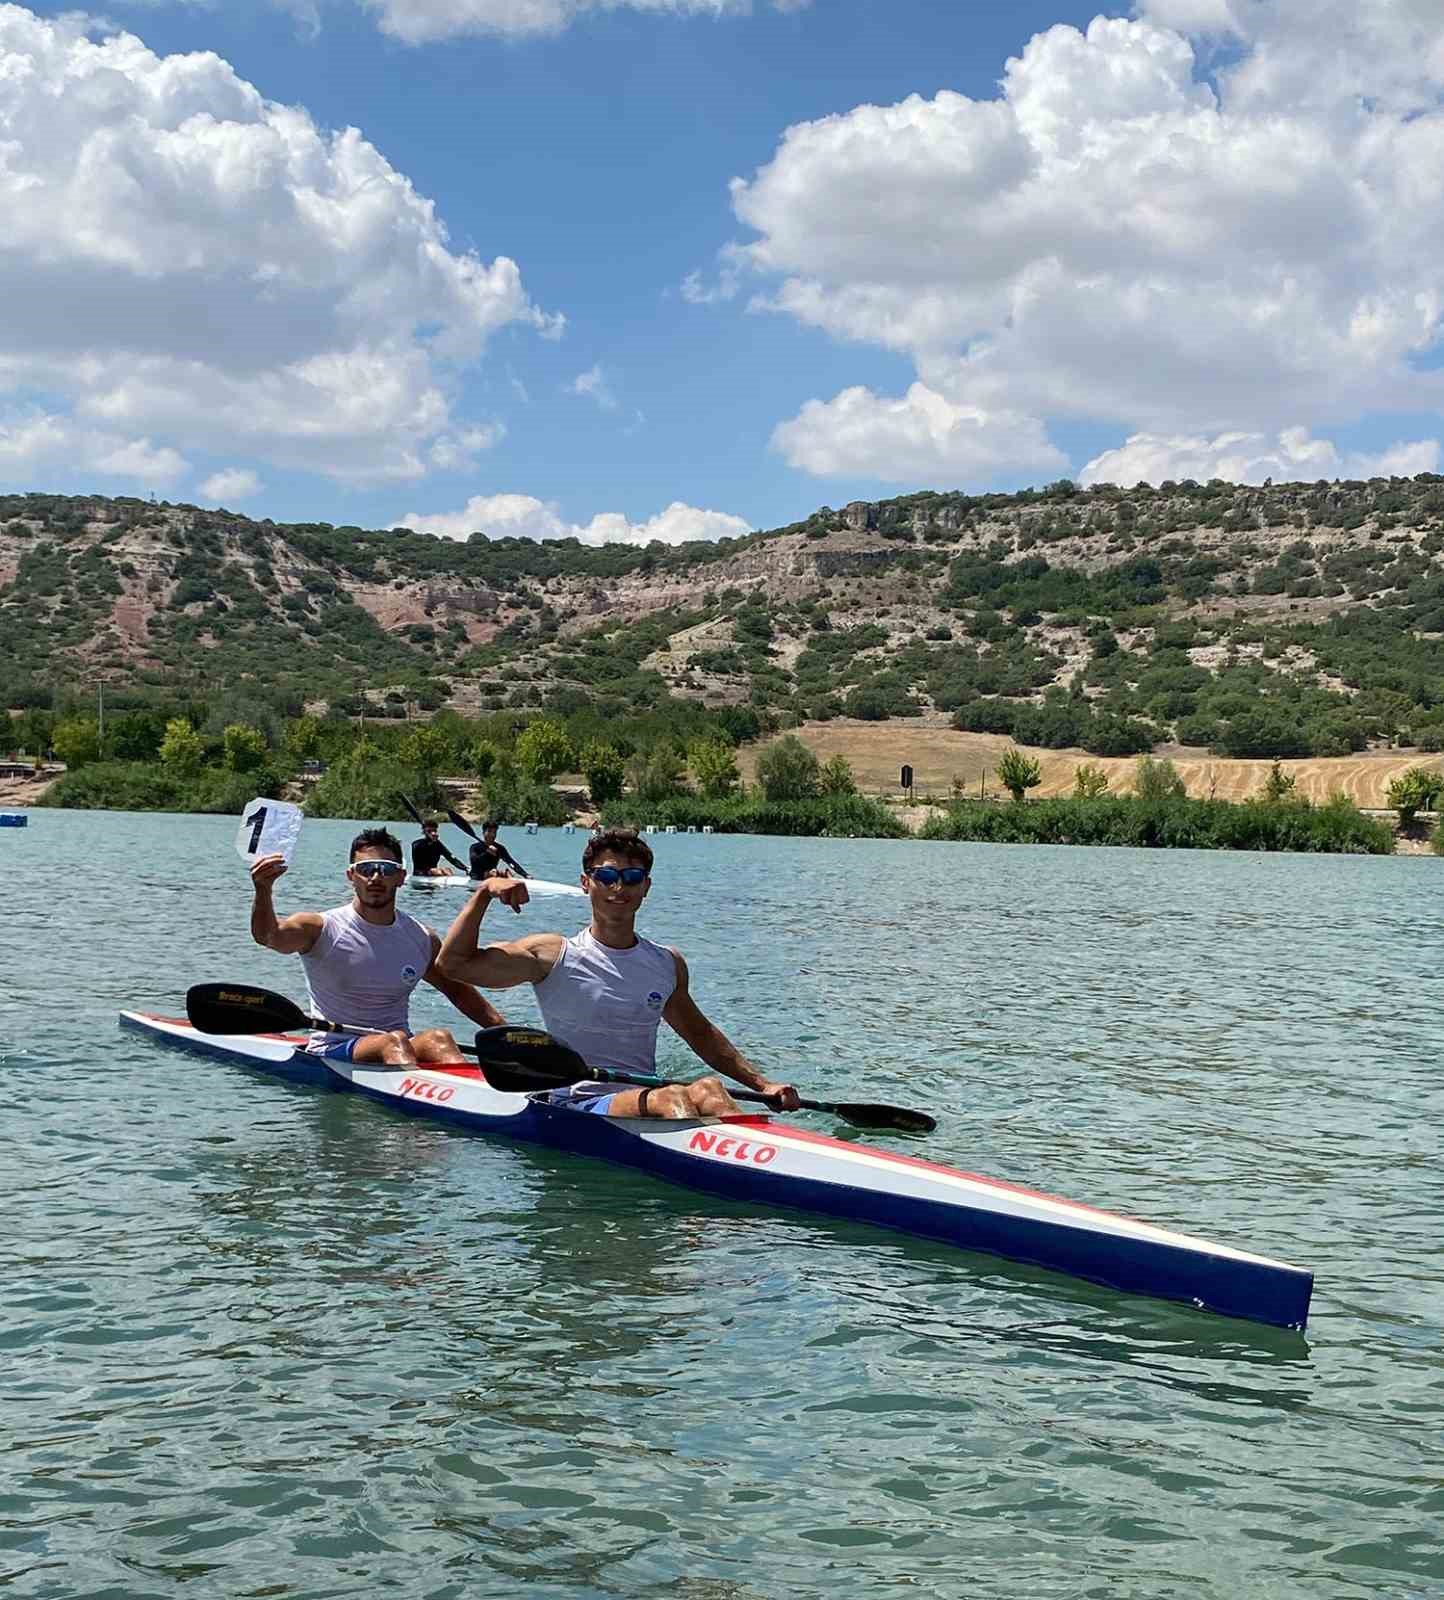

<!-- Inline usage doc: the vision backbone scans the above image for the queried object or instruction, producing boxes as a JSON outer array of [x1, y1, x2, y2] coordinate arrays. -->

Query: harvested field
[[740, 719, 1444, 808]]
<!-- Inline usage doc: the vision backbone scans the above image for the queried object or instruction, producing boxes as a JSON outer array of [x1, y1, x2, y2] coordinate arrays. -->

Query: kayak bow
[[117, 1010, 1313, 1330]]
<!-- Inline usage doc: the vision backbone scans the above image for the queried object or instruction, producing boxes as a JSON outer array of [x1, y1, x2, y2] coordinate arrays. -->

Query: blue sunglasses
[[588, 865, 647, 887]]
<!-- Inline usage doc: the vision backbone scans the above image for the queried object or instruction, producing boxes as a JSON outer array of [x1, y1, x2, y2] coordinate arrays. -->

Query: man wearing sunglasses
[[249, 826, 506, 1067], [437, 827, 799, 1119]]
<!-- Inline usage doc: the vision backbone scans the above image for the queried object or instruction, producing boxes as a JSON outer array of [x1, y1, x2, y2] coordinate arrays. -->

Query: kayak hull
[[118, 1011, 1313, 1330]]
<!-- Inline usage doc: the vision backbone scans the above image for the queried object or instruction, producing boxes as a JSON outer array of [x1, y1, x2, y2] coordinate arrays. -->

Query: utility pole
[[97, 679, 105, 759]]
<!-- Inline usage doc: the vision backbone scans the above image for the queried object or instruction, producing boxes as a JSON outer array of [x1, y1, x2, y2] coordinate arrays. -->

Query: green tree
[[160, 717, 205, 773], [515, 718, 574, 782], [627, 746, 686, 802], [222, 722, 269, 773], [51, 716, 101, 769], [996, 747, 1042, 803], [579, 739, 625, 806], [109, 710, 166, 762], [284, 716, 322, 763], [1072, 762, 1109, 798], [756, 734, 820, 801], [1133, 755, 1186, 803], [399, 723, 450, 776], [1386, 765, 1444, 825], [1259, 760, 1298, 803], [467, 739, 499, 780], [688, 737, 741, 798], [819, 754, 857, 796]]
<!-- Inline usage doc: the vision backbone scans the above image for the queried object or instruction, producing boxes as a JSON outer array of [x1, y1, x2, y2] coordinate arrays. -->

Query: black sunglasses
[[587, 865, 648, 887]]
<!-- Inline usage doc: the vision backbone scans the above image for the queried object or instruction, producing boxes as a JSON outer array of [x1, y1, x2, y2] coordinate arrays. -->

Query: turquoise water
[[2, 810, 1441, 1598]]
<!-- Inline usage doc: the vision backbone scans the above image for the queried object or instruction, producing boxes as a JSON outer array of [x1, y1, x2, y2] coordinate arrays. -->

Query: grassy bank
[[35, 761, 282, 814], [917, 793, 1395, 854], [601, 792, 909, 838]]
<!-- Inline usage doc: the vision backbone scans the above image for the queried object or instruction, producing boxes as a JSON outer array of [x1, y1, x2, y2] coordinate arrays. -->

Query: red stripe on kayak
[[751, 1117, 1134, 1222]]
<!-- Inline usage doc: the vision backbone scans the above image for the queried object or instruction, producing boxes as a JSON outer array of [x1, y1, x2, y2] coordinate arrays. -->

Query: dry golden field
[[739, 719, 1443, 808]]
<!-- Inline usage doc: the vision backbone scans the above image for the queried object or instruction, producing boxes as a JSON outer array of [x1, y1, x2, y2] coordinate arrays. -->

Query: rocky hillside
[[7, 475, 1444, 757]]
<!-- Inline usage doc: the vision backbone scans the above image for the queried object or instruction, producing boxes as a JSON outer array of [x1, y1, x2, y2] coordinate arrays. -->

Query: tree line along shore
[[7, 699, 1437, 856]]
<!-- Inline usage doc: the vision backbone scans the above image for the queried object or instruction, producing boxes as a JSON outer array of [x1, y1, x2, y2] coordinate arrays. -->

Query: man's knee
[[686, 1076, 739, 1116], [412, 1027, 459, 1060], [380, 1029, 416, 1064]]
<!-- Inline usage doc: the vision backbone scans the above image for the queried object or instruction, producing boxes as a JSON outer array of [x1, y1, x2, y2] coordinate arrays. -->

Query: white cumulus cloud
[[0, 7, 557, 490], [731, 6, 1444, 484], [199, 467, 263, 502], [771, 383, 1064, 481], [1081, 427, 1441, 487], [358, 0, 809, 43], [0, 410, 187, 485], [399, 493, 751, 545]]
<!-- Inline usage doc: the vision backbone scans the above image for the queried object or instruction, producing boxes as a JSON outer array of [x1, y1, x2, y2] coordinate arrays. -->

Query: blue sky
[[4, 0, 1444, 542]]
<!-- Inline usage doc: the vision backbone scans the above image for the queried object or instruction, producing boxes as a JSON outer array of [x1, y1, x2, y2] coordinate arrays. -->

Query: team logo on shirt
[[646, 990, 664, 1011], [402, 964, 419, 982]]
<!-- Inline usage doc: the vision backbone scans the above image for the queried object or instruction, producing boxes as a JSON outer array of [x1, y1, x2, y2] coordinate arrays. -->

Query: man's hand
[[759, 1079, 801, 1111], [251, 852, 288, 890], [479, 875, 529, 913]]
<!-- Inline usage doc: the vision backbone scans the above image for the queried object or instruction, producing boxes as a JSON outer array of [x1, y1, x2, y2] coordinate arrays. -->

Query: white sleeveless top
[[534, 927, 678, 1074], [298, 902, 434, 1051]]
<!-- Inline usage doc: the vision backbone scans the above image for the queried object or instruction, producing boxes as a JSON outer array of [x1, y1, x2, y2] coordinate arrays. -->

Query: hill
[[7, 475, 1444, 765]]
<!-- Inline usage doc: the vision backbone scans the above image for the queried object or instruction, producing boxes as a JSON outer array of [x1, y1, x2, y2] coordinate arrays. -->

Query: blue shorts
[[545, 1084, 619, 1116], [309, 1035, 364, 1062]]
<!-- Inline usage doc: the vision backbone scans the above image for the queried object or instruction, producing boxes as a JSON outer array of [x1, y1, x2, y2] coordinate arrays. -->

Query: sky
[[4, 0, 1444, 545]]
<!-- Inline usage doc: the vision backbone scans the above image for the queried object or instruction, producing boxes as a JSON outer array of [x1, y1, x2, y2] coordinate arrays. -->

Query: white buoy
[[525, 820, 539, 834], [665, 824, 677, 835], [686, 825, 697, 833], [702, 825, 714, 835], [563, 823, 575, 834]]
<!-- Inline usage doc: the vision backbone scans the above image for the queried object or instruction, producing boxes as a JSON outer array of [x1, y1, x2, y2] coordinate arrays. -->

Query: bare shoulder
[[666, 946, 691, 989]]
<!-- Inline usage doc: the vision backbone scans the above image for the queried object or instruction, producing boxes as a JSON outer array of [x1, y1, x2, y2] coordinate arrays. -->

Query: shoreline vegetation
[[17, 710, 1426, 855]]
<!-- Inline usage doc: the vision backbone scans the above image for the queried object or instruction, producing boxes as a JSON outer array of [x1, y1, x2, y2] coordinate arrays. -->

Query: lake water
[[3, 810, 1441, 1599]]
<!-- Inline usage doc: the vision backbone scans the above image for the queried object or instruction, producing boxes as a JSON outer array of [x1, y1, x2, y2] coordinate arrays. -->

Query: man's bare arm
[[661, 952, 772, 1092], [436, 879, 562, 987], [249, 854, 323, 954], [423, 934, 507, 1028]]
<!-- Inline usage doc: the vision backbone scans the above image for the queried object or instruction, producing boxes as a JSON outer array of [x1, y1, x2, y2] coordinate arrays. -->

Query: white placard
[[235, 797, 304, 865]]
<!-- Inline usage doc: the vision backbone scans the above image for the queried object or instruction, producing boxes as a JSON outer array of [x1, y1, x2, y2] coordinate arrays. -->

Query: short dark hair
[[350, 826, 403, 863], [482, 819, 498, 833], [582, 827, 652, 875]]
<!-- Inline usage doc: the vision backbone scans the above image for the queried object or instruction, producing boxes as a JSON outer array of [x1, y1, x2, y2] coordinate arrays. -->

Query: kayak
[[118, 1010, 1314, 1330], [0, 813, 26, 827], [409, 875, 586, 898]]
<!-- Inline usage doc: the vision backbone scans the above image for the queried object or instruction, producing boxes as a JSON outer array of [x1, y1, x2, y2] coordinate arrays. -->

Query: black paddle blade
[[187, 983, 311, 1035], [397, 793, 426, 828], [830, 1101, 937, 1135], [472, 1026, 592, 1090], [447, 808, 481, 841]]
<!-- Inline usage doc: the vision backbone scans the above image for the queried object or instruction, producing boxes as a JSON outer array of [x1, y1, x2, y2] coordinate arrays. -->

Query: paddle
[[471, 1025, 938, 1134], [398, 793, 468, 876], [446, 806, 530, 879]]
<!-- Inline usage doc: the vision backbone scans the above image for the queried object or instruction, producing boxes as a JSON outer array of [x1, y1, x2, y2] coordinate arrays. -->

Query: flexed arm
[[437, 878, 562, 987]]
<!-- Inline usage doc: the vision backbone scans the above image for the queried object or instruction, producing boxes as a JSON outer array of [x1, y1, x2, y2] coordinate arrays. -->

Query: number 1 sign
[[235, 797, 304, 865]]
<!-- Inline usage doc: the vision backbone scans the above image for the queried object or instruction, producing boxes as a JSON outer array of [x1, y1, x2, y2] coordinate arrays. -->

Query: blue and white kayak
[[408, 875, 586, 898], [0, 812, 27, 827], [117, 1011, 1314, 1330]]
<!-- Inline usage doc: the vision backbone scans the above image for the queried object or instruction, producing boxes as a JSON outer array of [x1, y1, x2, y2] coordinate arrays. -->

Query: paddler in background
[[437, 827, 799, 1119], [468, 819, 529, 883], [410, 816, 467, 879], [250, 826, 506, 1067]]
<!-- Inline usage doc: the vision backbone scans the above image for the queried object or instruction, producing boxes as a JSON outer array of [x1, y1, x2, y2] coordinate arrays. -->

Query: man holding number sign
[[249, 826, 508, 1067]]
